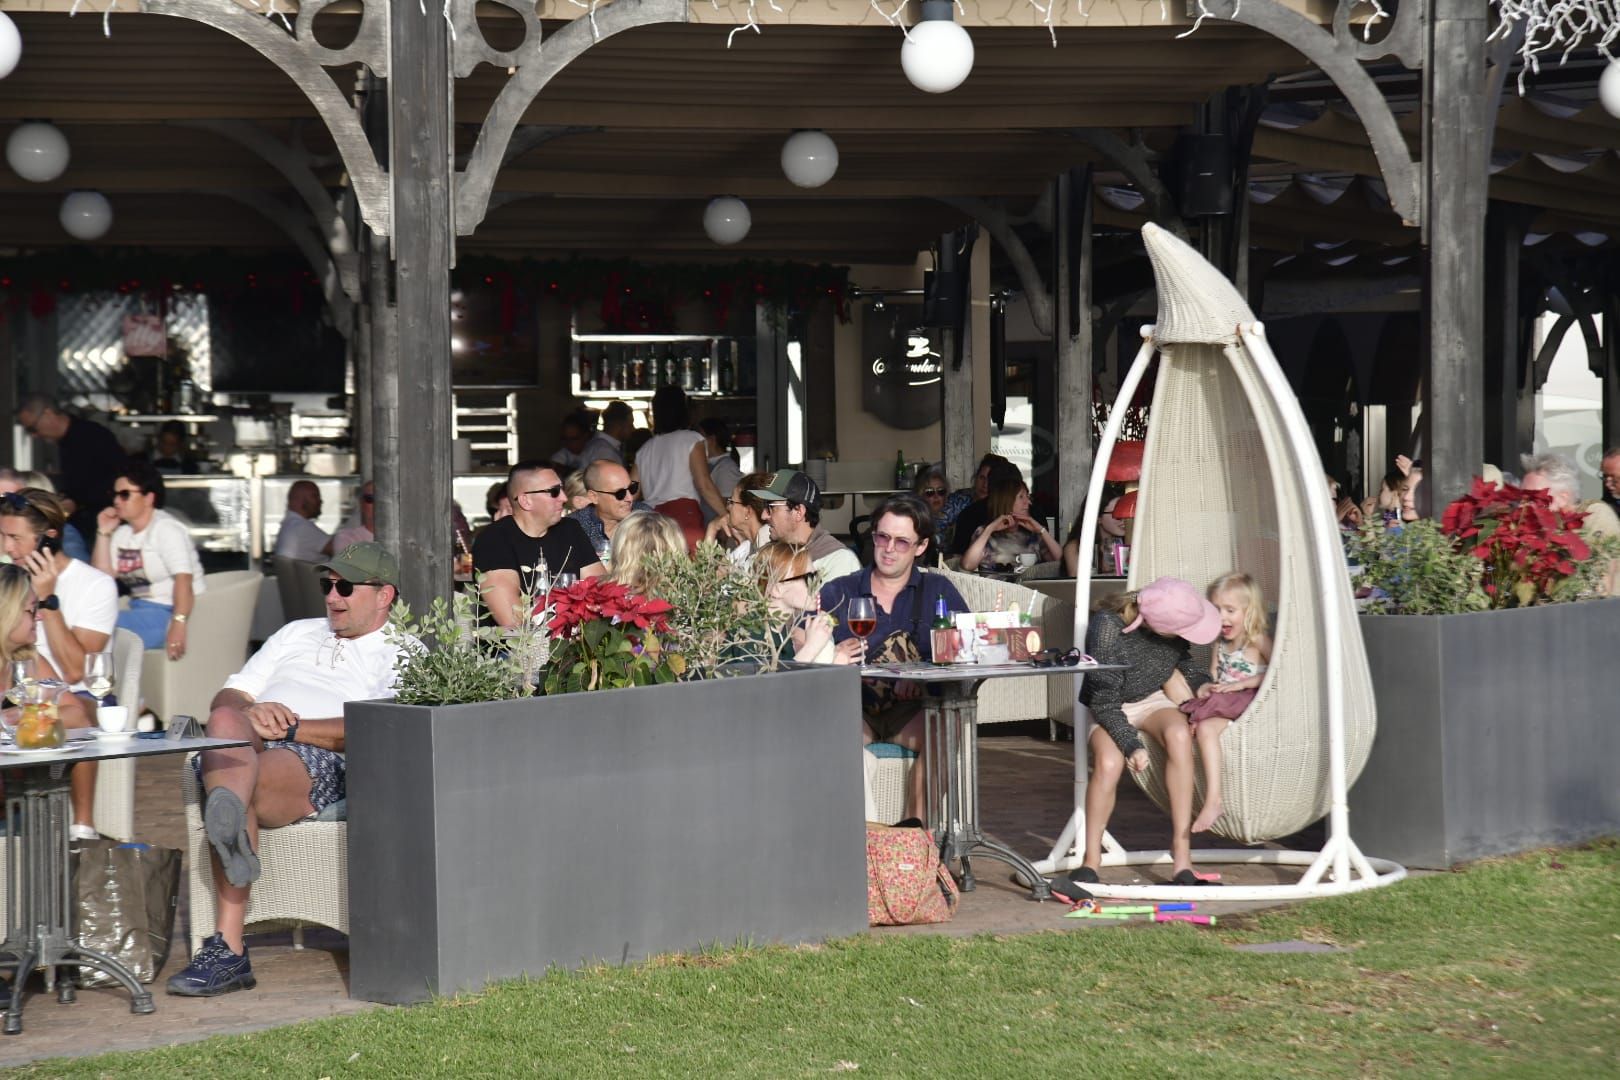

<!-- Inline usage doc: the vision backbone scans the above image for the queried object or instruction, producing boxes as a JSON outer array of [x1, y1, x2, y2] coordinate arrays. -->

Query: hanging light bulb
[[900, 0, 974, 94], [6, 122, 70, 182], [60, 190, 113, 240], [703, 196, 751, 246], [780, 130, 839, 189], [1600, 59, 1620, 120], [0, 12, 20, 81]]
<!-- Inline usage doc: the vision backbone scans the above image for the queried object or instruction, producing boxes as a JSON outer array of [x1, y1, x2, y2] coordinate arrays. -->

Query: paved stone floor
[[0, 729, 1327, 1067]]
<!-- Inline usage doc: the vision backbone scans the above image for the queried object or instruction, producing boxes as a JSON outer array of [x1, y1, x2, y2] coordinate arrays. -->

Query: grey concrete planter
[[345, 664, 865, 1004], [1351, 600, 1620, 869]]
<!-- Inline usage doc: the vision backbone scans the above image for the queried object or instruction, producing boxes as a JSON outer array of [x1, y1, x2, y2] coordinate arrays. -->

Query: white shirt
[[637, 430, 705, 506], [111, 509, 206, 606], [224, 618, 406, 729], [35, 559, 118, 693], [578, 432, 623, 468], [274, 511, 332, 562]]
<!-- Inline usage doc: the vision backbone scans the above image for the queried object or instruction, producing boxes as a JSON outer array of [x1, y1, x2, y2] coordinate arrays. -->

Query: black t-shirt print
[[471, 515, 601, 591]]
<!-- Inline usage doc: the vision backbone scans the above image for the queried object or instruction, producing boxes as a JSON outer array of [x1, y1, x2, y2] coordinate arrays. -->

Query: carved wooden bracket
[[140, 0, 392, 236], [1201, 0, 1425, 228]]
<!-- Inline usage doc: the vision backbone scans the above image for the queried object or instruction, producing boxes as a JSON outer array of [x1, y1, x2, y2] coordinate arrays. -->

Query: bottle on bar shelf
[[579, 351, 593, 394], [894, 449, 907, 489]]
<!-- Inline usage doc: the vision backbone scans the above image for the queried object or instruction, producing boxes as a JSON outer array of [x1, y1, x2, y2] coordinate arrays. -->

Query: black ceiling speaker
[[1176, 133, 1234, 218]]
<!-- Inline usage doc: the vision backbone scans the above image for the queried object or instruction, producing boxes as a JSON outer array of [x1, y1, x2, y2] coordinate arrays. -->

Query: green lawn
[[12, 841, 1619, 1078]]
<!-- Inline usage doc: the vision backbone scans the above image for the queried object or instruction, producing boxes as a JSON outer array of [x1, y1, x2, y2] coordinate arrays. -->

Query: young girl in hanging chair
[[1182, 571, 1273, 834]]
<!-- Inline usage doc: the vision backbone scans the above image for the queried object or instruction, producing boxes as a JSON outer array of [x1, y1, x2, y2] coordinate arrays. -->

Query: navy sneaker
[[166, 933, 256, 997]]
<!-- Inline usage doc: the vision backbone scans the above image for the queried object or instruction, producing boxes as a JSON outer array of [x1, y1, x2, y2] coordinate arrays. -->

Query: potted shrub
[[344, 552, 865, 1005], [1348, 482, 1620, 869]]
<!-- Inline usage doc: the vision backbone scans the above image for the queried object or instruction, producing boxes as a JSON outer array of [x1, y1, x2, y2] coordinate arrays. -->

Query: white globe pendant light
[[60, 190, 113, 240], [703, 196, 751, 246], [7, 122, 70, 182], [780, 129, 839, 189], [1600, 59, 1620, 120], [0, 12, 20, 81], [901, 0, 973, 94]]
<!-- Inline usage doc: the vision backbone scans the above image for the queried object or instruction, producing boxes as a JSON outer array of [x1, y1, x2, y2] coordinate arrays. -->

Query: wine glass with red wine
[[847, 596, 877, 664]]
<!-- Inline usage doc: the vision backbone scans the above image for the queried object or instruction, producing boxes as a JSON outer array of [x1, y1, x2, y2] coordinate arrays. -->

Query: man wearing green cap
[[167, 541, 411, 998], [750, 469, 860, 583]]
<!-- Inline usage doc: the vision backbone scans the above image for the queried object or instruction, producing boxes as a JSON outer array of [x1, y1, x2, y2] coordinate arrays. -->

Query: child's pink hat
[[1123, 576, 1222, 645]]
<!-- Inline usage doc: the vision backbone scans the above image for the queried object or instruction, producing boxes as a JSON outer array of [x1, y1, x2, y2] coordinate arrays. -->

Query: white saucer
[[95, 729, 136, 741]]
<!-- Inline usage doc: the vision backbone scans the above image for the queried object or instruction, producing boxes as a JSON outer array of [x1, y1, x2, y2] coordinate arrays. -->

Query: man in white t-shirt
[[167, 541, 408, 998], [271, 480, 334, 562]]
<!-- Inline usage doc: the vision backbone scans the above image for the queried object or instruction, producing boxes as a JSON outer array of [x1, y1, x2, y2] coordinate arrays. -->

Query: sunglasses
[[592, 482, 640, 501], [113, 488, 144, 501], [780, 571, 817, 584], [872, 531, 918, 552], [921, 488, 948, 497], [361, 492, 376, 504], [1031, 648, 1092, 668], [0, 492, 30, 512], [320, 578, 387, 597], [523, 485, 565, 500]]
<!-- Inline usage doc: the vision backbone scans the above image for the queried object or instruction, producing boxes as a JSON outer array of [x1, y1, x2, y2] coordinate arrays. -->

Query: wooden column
[[1053, 168, 1094, 540], [940, 231, 978, 501], [1605, 286, 1620, 454], [1422, 0, 1489, 507], [385, 5, 455, 609], [1481, 203, 1527, 471]]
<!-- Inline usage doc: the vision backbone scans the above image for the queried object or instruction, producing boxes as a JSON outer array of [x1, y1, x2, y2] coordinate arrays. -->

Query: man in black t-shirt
[[16, 394, 128, 543], [472, 459, 604, 627]]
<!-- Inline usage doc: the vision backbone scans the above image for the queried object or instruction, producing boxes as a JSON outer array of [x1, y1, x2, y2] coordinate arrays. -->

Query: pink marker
[[1155, 913, 1216, 926]]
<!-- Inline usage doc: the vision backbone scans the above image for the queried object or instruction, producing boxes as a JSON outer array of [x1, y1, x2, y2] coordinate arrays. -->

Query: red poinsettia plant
[[541, 578, 684, 693], [1440, 478, 1590, 608]]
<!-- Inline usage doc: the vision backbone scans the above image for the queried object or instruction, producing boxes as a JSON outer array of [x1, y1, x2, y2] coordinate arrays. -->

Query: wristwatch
[[284, 720, 299, 744]]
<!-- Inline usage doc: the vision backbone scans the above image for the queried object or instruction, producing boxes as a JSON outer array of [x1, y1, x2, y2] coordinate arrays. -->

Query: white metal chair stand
[[1030, 223, 1406, 902]]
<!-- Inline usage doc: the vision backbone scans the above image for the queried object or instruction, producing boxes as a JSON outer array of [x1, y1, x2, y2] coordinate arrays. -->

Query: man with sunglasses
[[169, 541, 410, 997], [570, 460, 650, 556], [750, 470, 860, 584], [472, 460, 605, 628], [818, 494, 965, 818]]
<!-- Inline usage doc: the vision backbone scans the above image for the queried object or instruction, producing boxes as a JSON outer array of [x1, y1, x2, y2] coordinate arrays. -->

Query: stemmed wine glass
[[846, 596, 877, 665], [85, 650, 116, 704], [6, 658, 37, 705]]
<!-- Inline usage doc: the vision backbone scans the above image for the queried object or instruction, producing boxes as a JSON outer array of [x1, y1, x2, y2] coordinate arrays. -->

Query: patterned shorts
[[191, 741, 346, 817]]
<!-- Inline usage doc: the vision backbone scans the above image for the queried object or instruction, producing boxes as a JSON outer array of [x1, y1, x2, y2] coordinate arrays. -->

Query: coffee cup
[[97, 704, 131, 734]]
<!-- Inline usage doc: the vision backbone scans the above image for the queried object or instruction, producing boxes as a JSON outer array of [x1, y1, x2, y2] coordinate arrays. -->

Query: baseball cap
[[1122, 576, 1221, 645], [318, 541, 400, 589], [750, 469, 821, 511]]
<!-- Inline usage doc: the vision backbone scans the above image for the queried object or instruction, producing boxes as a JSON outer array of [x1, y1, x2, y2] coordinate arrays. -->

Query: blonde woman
[[754, 541, 861, 666], [0, 564, 98, 836], [961, 473, 1061, 574], [607, 510, 687, 597], [563, 470, 593, 514]]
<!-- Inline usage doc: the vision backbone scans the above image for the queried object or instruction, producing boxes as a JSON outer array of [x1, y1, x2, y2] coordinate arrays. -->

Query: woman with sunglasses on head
[[91, 461, 206, 657], [0, 488, 118, 690], [0, 470, 92, 563], [960, 472, 1062, 575], [0, 564, 99, 836]]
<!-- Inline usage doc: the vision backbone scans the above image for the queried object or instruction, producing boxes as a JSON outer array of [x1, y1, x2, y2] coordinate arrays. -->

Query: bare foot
[[1191, 798, 1223, 834]]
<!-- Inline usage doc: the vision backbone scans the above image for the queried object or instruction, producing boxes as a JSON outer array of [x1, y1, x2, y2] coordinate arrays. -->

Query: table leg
[[922, 689, 1051, 901], [0, 765, 155, 1034]]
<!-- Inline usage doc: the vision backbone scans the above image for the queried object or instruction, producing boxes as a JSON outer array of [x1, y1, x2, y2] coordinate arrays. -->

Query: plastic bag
[[71, 839, 181, 986]]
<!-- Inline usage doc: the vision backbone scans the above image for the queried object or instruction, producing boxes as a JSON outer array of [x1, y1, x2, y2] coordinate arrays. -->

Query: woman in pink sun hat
[[1051, 576, 1222, 899]]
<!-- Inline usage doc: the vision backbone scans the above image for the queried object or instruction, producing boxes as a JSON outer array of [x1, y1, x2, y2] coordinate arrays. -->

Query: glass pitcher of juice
[[14, 679, 67, 749]]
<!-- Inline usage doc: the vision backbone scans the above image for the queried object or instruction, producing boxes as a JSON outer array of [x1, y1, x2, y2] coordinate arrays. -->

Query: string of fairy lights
[[0, 0, 1616, 251]]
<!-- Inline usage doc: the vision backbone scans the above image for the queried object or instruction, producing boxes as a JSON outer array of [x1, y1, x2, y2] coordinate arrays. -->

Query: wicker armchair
[[88, 628, 144, 843], [180, 755, 348, 954], [863, 742, 915, 825]]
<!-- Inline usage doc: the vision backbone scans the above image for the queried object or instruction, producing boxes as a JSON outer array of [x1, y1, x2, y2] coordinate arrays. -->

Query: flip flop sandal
[[1171, 869, 1221, 887], [1070, 866, 1101, 885], [1048, 876, 1093, 904]]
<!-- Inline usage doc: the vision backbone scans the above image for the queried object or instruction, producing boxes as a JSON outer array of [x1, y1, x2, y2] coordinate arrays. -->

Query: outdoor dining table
[[0, 731, 249, 1035], [859, 659, 1123, 902]]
